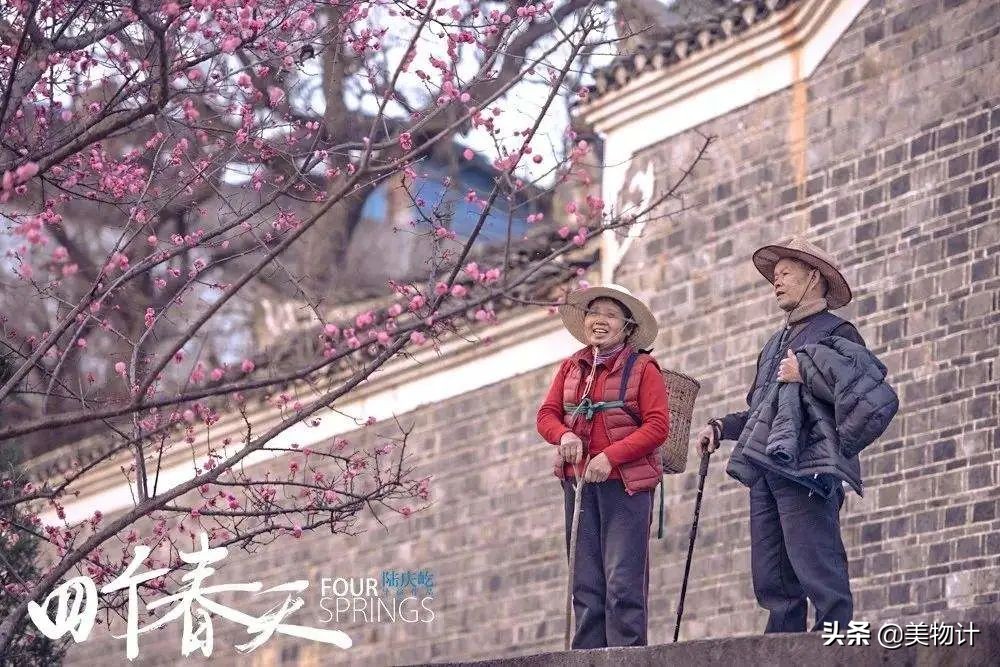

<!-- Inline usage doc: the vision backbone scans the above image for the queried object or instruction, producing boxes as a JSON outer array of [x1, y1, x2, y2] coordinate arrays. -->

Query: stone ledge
[[420, 622, 1000, 667]]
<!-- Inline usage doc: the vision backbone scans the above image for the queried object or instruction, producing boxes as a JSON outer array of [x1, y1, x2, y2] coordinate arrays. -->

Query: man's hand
[[696, 424, 719, 455], [583, 452, 612, 483], [559, 431, 584, 464], [777, 349, 803, 383]]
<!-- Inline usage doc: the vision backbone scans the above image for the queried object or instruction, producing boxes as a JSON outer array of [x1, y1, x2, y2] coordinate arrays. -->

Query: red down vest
[[554, 346, 663, 495]]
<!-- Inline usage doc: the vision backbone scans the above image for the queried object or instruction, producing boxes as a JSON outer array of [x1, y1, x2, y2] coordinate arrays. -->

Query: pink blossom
[[399, 506, 413, 518], [267, 86, 285, 107], [114, 362, 127, 376], [387, 303, 403, 317], [210, 368, 224, 381], [324, 323, 340, 338], [221, 36, 241, 54], [14, 162, 38, 183], [408, 295, 426, 311], [291, 524, 303, 538], [463, 148, 474, 160], [450, 284, 467, 298], [558, 226, 570, 238], [409, 331, 427, 346], [77, 338, 87, 349], [240, 359, 255, 373], [399, 132, 413, 151], [434, 282, 448, 296]]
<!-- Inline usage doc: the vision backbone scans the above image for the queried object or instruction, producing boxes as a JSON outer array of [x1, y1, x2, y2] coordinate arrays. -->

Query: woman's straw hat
[[558, 284, 659, 350]]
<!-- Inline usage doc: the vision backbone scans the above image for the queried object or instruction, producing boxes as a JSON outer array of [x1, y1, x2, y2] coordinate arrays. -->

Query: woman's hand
[[559, 432, 584, 464], [583, 452, 612, 483]]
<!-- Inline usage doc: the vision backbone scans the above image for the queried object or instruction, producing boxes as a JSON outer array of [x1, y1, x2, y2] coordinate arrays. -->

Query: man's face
[[772, 258, 817, 311]]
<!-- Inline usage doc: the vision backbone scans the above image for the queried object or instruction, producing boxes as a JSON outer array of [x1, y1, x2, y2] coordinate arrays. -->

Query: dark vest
[[728, 311, 848, 488], [748, 311, 847, 413]]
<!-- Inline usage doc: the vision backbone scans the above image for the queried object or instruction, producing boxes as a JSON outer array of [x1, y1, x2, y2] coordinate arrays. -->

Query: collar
[[786, 297, 828, 324], [570, 344, 635, 373]]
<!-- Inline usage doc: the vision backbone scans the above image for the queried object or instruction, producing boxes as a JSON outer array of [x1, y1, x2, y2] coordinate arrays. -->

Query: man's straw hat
[[752, 236, 853, 309]]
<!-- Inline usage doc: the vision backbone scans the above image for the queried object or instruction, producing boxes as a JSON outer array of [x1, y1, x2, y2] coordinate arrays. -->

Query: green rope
[[562, 398, 627, 421]]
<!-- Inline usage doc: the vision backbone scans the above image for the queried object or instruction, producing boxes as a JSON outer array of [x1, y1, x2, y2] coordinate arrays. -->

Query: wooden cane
[[564, 455, 589, 650]]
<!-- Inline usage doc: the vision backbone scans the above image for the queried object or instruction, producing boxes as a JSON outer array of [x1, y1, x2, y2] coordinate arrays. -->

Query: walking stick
[[564, 456, 588, 650], [673, 450, 711, 642]]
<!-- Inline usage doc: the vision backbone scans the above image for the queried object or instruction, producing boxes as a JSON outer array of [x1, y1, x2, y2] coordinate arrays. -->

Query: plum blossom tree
[[0, 0, 710, 654]]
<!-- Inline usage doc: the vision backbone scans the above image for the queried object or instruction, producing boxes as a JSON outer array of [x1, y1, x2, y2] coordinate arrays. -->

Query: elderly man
[[696, 237, 897, 634]]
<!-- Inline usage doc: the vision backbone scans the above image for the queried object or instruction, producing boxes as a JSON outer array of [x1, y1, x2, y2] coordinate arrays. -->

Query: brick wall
[[616, 0, 999, 641], [64, 0, 999, 664]]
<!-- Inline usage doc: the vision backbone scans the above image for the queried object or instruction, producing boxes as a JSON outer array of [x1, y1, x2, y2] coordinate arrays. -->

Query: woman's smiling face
[[583, 298, 630, 349]]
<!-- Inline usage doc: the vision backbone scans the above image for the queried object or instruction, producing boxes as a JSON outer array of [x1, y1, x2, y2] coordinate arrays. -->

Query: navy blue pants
[[561, 479, 653, 648], [750, 470, 853, 632]]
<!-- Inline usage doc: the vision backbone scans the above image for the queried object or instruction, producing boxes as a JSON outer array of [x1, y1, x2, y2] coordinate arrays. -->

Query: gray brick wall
[[64, 0, 998, 664], [616, 0, 999, 642]]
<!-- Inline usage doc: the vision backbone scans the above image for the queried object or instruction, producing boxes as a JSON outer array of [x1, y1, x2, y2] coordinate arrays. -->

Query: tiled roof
[[591, 0, 801, 100]]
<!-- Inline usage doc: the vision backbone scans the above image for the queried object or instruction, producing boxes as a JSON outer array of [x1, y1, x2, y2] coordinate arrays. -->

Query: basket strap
[[618, 352, 642, 425]]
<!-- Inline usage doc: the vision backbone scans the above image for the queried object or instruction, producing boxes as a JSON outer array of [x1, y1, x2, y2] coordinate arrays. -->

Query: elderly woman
[[536, 284, 669, 649]]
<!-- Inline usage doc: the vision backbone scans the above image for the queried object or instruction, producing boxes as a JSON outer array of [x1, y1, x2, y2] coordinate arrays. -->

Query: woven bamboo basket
[[660, 368, 701, 474]]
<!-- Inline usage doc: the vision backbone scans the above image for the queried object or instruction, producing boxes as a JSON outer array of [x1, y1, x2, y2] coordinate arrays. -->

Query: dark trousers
[[750, 470, 853, 633], [561, 479, 653, 648]]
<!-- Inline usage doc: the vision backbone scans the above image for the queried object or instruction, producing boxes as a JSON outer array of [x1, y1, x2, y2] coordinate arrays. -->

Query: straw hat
[[752, 236, 853, 309], [558, 284, 659, 350]]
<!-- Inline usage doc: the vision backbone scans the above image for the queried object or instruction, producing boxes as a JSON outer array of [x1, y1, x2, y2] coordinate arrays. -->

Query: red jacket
[[537, 346, 669, 486]]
